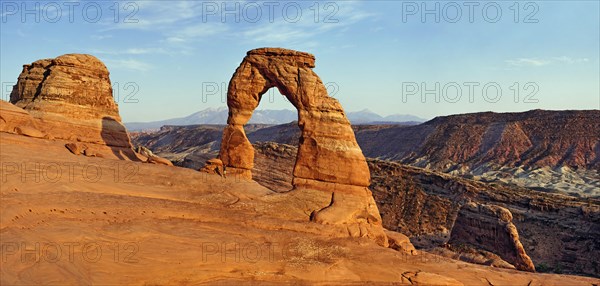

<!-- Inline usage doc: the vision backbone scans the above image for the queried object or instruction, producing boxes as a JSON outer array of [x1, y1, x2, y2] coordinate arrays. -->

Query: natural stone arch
[[220, 48, 370, 194], [219, 48, 387, 245]]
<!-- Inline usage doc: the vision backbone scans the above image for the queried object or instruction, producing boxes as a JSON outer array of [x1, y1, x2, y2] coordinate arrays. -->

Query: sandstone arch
[[220, 48, 370, 192], [219, 48, 387, 245]]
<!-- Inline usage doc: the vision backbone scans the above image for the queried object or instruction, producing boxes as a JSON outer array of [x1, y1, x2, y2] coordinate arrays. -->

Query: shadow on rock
[[101, 116, 139, 161]]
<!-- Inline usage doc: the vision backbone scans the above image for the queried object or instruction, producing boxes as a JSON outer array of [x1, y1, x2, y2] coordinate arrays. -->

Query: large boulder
[[9, 54, 136, 159], [217, 48, 386, 245]]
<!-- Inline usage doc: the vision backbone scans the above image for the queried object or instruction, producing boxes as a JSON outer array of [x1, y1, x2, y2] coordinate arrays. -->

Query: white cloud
[[98, 2, 229, 52], [505, 56, 590, 67], [104, 59, 152, 72], [94, 1, 372, 56], [240, 1, 374, 47], [505, 58, 550, 67], [552, 56, 589, 64], [243, 24, 313, 43], [165, 23, 229, 43], [16, 29, 26, 37], [91, 48, 173, 56], [102, 1, 201, 31], [91, 34, 113, 40]]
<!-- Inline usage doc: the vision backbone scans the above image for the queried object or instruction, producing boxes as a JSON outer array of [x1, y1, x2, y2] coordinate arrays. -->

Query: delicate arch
[[219, 48, 370, 194]]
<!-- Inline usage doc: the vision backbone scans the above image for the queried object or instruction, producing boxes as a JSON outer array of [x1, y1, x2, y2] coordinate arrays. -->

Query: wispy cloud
[[101, 1, 201, 31], [505, 58, 551, 67], [92, 48, 169, 56], [240, 1, 375, 47], [98, 2, 228, 53], [91, 34, 113, 40], [165, 23, 229, 43], [104, 59, 152, 72], [505, 56, 590, 67], [552, 56, 589, 64], [92, 1, 373, 59]]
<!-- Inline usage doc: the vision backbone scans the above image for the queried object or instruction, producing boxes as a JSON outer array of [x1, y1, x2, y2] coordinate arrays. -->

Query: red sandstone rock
[[146, 155, 174, 166], [385, 230, 418, 255], [401, 271, 464, 286], [9, 54, 135, 157], [220, 48, 370, 189], [199, 158, 225, 176], [136, 146, 173, 166], [0, 100, 45, 138], [216, 48, 385, 245], [449, 202, 536, 272], [65, 142, 86, 155]]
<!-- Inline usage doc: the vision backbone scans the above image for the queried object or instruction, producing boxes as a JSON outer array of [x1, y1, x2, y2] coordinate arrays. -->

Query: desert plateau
[[1, 1, 599, 285]]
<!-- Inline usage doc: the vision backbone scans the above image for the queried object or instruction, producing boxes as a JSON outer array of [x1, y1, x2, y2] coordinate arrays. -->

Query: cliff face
[[363, 110, 600, 170], [367, 159, 600, 277], [359, 111, 600, 198], [249, 143, 600, 276], [448, 202, 535, 272]]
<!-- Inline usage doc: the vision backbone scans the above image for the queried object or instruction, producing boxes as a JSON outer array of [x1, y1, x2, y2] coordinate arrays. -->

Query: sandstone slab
[[0, 100, 44, 138]]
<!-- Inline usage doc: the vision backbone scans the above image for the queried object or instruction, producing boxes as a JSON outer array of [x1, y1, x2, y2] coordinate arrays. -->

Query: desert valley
[[0, 49, 599, 286]]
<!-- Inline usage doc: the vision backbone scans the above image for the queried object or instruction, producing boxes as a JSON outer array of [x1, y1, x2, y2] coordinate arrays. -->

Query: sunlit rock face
[[219, 48, 387, 246], [10, 54, 135, 157]]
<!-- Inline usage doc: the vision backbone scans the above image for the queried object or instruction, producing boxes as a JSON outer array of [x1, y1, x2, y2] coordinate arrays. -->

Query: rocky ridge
[[136, 110, 600, 197]]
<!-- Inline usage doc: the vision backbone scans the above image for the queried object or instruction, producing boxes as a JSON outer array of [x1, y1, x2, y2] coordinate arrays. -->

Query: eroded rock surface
[[4, 132, 599, 285], [368, 159, 600, 276], [216, 48, 386, 245], [9, 54, 136, 159], [132, 125, 600, 277], [220, 48, 369, 189], [0, 100, 45, 138], [448, 202, 535, 272]]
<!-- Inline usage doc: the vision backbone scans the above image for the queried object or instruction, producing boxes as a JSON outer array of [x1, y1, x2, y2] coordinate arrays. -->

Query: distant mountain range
[[125, 107, 426, 131], [131, 109, 600, 198]]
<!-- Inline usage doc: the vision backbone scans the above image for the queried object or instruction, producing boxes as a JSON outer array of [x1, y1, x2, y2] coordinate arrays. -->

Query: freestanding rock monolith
[[9, 54, 137, 159]]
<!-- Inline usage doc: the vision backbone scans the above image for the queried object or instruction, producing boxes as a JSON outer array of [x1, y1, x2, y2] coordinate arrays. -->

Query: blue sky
[[1, 1, 598, 122]]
